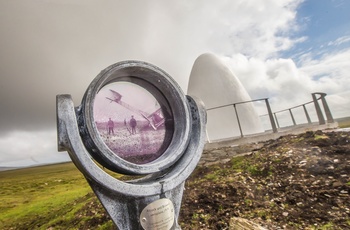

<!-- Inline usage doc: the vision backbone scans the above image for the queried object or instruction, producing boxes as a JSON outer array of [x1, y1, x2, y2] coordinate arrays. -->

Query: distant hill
[[335, 116, 350, 128], [0, 167, 19, 172], [0, 161, 71, 172]]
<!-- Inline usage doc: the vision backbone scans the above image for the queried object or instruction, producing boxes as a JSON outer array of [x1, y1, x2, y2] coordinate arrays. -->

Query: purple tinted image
[[93, 82, 173, 164]]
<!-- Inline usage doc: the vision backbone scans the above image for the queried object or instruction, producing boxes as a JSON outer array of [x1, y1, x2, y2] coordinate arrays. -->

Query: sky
[[0, 0, 349, 167]]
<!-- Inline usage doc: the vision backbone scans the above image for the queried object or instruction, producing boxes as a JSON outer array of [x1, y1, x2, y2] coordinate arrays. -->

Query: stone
[[229, 217, 267, 230]]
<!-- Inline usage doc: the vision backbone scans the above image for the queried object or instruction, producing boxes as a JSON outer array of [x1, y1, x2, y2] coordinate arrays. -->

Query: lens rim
[[80, 61, 191, 175]]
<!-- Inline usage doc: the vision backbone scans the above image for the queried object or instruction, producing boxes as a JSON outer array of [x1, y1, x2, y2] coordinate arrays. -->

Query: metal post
[[303, 105, 312, 124], [233, 104, 243, 137], [265, 99, 277, 133], [312, 93, 325, 125], [274, 113, 280, 128], [320, 94, 334, 123], [289, 109, 296, 126]]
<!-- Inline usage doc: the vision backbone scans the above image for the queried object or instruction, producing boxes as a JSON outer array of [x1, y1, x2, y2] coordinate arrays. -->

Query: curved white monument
[[187, 53, 264, 141]]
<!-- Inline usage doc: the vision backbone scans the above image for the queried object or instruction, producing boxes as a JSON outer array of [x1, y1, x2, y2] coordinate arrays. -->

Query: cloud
[[0, 129, 70, 167], [222, 47, 350, 121], [300, 48, 350, 93], [0, 0, 349, 166], [328, 35, 350, 46], [0, 0, 303, 133]]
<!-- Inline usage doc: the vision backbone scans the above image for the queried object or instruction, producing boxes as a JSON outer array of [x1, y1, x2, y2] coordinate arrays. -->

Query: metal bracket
[[57, 94, 206, 229]]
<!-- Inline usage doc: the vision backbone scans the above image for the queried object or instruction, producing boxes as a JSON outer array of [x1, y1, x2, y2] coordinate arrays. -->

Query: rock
[[180, 130, 350, 229], [332, 181, 342, 187], [229, 217, 267, 230]]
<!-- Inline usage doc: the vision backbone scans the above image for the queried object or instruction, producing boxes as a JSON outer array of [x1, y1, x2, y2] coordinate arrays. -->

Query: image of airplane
[[106, 89, 165, 130]]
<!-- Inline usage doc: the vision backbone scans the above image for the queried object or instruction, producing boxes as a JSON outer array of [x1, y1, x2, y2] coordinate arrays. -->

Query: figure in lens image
[[107, 118, 115, 135], [130, 115, 137, 135]]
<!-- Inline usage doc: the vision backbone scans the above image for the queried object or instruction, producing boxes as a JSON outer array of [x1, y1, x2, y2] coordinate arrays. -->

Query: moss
[[244, 199, 253, 206], [313, 222, 334, 230], [230, 155, 247, 171], [204, 173, 219, 181], [314, 134, 329, 140]]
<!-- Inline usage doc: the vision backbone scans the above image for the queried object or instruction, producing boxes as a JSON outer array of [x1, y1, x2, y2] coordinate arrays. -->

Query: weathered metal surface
[[79, 61, 192, 175], [139, 198, 175, 230], [56, 61, 206, 230]]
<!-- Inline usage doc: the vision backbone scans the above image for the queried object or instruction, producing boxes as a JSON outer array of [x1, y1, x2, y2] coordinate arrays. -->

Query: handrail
[[204, 92, 334, 140], [260, 93, 325, 116], [207, 98, 268, 111]]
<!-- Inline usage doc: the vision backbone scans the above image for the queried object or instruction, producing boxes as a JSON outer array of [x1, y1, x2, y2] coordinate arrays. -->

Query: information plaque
[[140, 198, 175, 230]]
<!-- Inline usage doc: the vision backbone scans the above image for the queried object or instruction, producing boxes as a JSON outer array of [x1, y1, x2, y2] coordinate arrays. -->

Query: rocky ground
[[68, 129, 350, 229], [180, 130, 350, 229]]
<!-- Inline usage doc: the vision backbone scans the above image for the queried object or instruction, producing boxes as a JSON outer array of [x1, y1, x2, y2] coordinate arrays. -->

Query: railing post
[[265, 99, 277, 133], [233, 104, 243, 137], [303, 105, 312, 124], [312, 93, 325, 125], [320, 94, 334, 123], [289, 109, 296, 126], [274, 113, 280, 128]]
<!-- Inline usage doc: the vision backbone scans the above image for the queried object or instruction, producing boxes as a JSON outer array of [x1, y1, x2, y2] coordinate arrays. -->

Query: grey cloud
[[1, 0, 324, 166]]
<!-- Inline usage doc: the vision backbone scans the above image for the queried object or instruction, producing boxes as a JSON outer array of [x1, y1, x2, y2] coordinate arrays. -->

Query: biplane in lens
[[106, 89, 165, 130]]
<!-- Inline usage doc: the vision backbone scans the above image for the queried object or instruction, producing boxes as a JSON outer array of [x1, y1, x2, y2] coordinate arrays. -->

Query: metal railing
[[206, 92, 334, 139]]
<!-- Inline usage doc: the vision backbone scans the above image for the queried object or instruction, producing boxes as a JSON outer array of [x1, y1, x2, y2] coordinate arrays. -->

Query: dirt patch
[[180, 130, 350, 229]]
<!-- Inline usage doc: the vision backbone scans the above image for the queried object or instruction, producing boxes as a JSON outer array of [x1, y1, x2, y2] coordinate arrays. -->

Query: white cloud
[[222, 48, 350, 121], [1, 0, 349, 166], [300, 48, 350, 93], [0, 129, 70, 167], [223, 55, 311, 104], [0, 0, 304, 101], [328, 35, 350, 46]]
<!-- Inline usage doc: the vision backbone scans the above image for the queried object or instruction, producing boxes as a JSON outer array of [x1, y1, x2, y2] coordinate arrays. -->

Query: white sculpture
[[187, 53, 264, 141]]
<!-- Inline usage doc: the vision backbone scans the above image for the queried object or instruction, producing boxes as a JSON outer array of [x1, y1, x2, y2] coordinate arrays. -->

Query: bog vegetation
[[1, 125, 349, 229], [0, 163, 113, 229]]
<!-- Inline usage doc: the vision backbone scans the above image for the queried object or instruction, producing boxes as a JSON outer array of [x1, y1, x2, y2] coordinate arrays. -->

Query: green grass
[[336, 117, 350, 128], [230, 155, 247, 172], [314, 134, 329, 140], [1, 147, 349, 229], [310, 222, 335, 230], [0, 162, 92, 229]]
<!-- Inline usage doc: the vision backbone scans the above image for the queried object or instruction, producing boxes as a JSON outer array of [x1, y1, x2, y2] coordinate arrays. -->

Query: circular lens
[[93, 82, 173, 164], [81, 61, 191, 175]]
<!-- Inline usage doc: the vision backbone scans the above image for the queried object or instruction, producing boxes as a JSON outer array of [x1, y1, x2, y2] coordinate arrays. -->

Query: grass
[[1, 143, 349, 229], [201, 154, 273, 182], [311, 222, 335, 230], [314, 134, 329, 140], [230, 155, 247, 172], [336, 116, 350, 128], [0, 162, 92, 229]]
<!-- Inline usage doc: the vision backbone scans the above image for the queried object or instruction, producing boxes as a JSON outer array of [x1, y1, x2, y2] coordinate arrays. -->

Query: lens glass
[[93, 82, 173, 164]]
